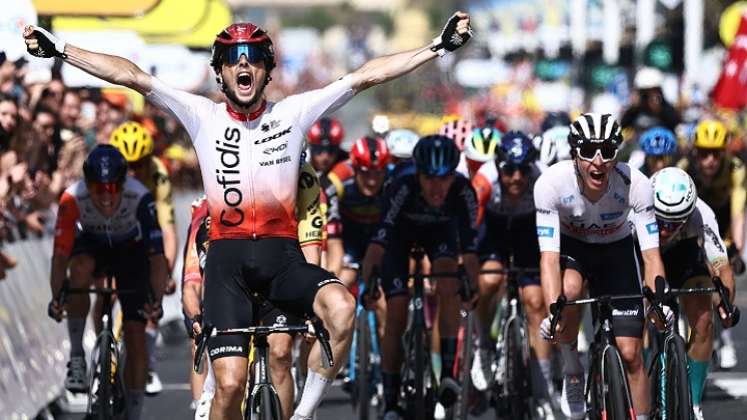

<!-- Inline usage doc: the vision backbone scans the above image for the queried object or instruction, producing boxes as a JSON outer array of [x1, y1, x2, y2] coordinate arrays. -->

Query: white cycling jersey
[[147, 76, 355, 241], [472, 161, 543, 221], [660, 198, 729, 269], [534, 160, 659, 252]]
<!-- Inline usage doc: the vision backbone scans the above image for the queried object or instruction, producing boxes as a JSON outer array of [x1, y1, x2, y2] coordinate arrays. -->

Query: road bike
[[350, 273, 382, 420]]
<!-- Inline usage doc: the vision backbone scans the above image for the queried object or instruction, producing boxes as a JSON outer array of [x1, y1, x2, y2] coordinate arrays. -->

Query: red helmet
[[307, 118, 344, 147], [350, 136, 390, 170], [211, 23, 275, 71]]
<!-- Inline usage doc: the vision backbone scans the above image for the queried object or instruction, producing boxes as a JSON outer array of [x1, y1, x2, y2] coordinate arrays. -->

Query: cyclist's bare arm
[[325, 238, 344, 276], [23, 26, 152, 95], [361, 242, 386, 282], [50, 253, 69, 297], [149, 254, 169, 302], [182, 282, 202, 320], [640, 247, 666, 292], [540, 251, 562, 311], [731, 212, 745, 252], [161, 222, 178, 272], [348, 11, 470, 92], [301, 244, 322, 266]]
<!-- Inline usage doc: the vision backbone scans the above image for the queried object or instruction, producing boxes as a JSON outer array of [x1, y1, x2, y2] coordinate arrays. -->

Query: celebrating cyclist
[[48, 145, 169, 420], [109, 120, 178, 395], [470, 131, 554, 416], [535, 113, 666, 420], [25, 11, 472, 419], [649, 167, 739, 420], [183, 157, 325, 420], [677, 119, 745, 369], [360, 135, 480, 419]]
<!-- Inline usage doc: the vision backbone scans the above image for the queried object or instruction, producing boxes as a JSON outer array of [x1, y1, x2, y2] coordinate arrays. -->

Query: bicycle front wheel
[[602, 346, 635, 420], [664, 335, 693, 420], [248, 385, 283, 420], [96, 333, 113, 420], [504, 317, 529, 419], [356, 311, 371, 420]]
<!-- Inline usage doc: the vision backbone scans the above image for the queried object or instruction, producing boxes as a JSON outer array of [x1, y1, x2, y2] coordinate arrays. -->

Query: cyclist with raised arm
[[360, 135, 481, 420], [47, 145, 169, 420], [649, 167, 739, 420], [109, 120, 179, 395], [25, 12, 472, 419], [183, 160, 325, 420], [470, 131, 554, 417], [677, 119, 745, 369], [535, 113, 666, 420]]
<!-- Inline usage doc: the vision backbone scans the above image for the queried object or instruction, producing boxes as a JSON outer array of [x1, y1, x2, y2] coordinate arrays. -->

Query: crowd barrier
[[0, 190, 200, 417]]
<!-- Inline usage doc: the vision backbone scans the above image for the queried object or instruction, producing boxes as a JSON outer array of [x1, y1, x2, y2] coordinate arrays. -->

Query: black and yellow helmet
[[693, 119, 728, 149], [109, 121, 154, 162]]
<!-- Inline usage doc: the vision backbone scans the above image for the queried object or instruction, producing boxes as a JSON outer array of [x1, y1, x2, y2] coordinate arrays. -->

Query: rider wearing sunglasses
[[48, 145, 169, 419], [650, 167, 739, 420], [535, 113, 666, 419], [470, 130, 556, 415]]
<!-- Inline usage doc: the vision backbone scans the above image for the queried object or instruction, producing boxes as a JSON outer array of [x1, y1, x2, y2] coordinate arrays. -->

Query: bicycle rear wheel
[[664, 336, 693, 420], [602, 346, 635, 420], [356, 311, 371, 420]]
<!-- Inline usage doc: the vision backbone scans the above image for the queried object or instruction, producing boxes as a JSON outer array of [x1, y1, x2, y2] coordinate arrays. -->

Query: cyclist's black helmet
[[412, 135, 460, 176], [83, 144, 128, 184]]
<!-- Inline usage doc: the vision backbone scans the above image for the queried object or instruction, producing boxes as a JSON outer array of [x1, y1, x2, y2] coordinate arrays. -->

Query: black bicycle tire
[[665, 335, 694, 420], [505, 318, 529, 419], [356, 312, 371, 420], [457, 311, 473, 420], [588, 343, 603, 420], [112, 341, 128, 419], [97, 333, 113, 420], [414, 326, 425, 420], [603, 346, 635, 420]]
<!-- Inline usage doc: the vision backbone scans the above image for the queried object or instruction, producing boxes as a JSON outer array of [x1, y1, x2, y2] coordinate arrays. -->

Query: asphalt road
[[56, 285, 747, 420]]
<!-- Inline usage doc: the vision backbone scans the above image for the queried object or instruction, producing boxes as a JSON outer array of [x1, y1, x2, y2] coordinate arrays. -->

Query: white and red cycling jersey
[[534, 160, 659, 252], [147, 76, 355, 241]]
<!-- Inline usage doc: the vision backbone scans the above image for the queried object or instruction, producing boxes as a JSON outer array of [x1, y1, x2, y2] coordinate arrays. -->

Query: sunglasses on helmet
[[91, 182, 122, 195], [224, 44, 267, 66], [310, 144, 339, 155], [576, 144, 618, 162], [695, 148, 723, 160], [499, 162, 531, 176]]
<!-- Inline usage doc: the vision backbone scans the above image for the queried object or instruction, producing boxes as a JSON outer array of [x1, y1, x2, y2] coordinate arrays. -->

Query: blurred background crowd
[[1, 0, 747, 275]]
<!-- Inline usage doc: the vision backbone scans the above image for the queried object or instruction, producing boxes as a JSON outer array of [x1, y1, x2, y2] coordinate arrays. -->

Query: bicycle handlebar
[[642, 276, 739, 328], [193, 319, 335, 373]]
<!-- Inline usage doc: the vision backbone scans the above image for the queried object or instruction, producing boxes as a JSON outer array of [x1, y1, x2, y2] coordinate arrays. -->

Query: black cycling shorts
[[661, 237, 710, 289], [71, 236, 150, 322], [380, 223, 459, 298], [203, 238, 344, 360], [561, 234, 644, 338], [478, 213, 540, 287]]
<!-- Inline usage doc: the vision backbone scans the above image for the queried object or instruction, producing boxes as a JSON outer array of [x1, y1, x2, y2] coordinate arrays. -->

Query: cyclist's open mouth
[[588, 169, 606, 186], [237, 72, 253, 93]]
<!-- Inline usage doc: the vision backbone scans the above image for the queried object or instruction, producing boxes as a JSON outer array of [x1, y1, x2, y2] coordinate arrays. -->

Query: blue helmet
[[541, 111, 571, 132], [83, 144, 128, 184], [498, 131, 536, 166], [640, 126, 676, 157], [413, 135, 460, 176]]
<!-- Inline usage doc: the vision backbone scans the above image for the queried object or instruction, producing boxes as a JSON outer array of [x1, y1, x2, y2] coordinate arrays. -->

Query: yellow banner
[[52, 0, 209, 36], [145, 0, 232, 48], [32, 0, 160, 17]]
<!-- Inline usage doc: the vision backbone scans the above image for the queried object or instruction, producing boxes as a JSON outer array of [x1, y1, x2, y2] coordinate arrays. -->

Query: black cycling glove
[[26, 25, 67, 58], [430, 12, 472, 56]]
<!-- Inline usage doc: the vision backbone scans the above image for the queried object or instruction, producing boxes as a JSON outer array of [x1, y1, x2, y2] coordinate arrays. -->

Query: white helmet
[[371, 115, 390, 135], [537, 126, 571, 165], [650, 167, 697, 222], [634, 67, 663, 90], [385, 129, 419, 159]]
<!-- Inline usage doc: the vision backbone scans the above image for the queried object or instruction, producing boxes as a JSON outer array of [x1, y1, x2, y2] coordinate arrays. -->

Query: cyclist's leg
[[592, 237, 647, 417], [432, 256, 459, 378], [520, 283, 553, 395], [263, 239, 354, 419], [376, 240, 410, 414], [122, 320, 147, 420], [475, 259, 505, 346], [203, 240, 254, 419], [681, 276, 714, 409], [67, 253, 96, 357], [264, 308, 297, 420]]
